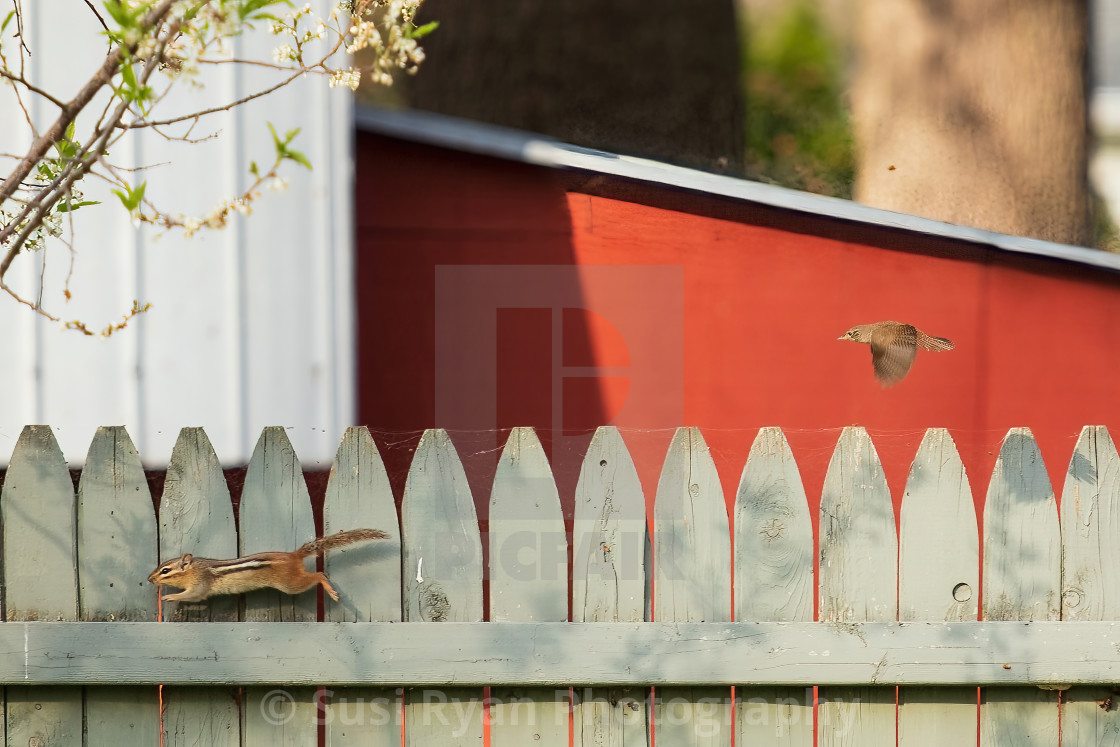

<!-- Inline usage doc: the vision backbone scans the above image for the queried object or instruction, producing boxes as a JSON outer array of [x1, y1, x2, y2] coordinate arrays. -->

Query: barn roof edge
[[355, 104, 1120, 273]]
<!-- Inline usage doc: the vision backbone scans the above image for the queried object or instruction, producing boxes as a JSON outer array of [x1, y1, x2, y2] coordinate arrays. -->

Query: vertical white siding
[[0, 1, 354, 465]]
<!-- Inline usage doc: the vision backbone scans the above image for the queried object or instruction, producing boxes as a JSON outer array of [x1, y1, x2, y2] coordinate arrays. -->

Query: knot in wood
[[419, 583, 450, 622], [759, 518, 785, 541]]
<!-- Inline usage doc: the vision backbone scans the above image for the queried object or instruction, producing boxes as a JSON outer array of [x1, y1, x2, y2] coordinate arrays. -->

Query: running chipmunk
[[148, 528, 389, 603]]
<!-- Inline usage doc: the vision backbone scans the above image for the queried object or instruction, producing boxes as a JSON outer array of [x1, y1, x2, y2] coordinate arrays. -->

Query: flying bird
[[839, 321, 954, 386]]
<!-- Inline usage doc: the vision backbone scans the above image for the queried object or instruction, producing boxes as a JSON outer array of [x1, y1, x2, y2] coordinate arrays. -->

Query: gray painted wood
[[79, 426, 158, 622], [159, 428, 239, 621], [2, 425, 82, 746], [818, 426, 896, 747], [78, 426, 161, 745], [490, 427, 567, 623], [0, 620, 1118, 686], [981, 428, 1061, 747], [401, 428, 484, 745], [654, 427, 732, 746], [1061, 426, 1120, 745], [983, 428, 1061, 622], [734, 427, 813, 746], [735, 428, 813, 622], [489, 427, 568, 747], [239, 426, 318, 746], [897, 428, 978, 746], [572, 426, 649, 747], [655, 428, 731, 622], [324, 426, 402, 623], [323, 426, 402, 746], [158, 427, 240, 747]]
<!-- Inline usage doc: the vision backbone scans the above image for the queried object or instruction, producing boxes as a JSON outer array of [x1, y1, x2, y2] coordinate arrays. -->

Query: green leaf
[[2, 10, 15, 34], [409, 20, 439, 39], [112, 181, 147, 213], [180, 2, 207, 21], [120, 61, 138, 89], [240, 0, 290, 21], [57, 200, 101, 213], [284, 147, 312, 170], [249, 161, 260, 177], [102, 1, 129, 26], [267, 122, 312, 169]]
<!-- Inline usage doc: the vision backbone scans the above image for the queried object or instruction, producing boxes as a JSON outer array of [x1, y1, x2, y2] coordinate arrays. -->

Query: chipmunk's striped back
[[148, 528, 390, 603]]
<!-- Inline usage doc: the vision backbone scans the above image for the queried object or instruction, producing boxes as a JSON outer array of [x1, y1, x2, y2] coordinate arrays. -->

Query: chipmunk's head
[[148, 554, 194, 586]]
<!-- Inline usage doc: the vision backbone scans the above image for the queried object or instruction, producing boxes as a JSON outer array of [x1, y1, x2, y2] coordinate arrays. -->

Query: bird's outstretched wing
[[870, 323, 918, 386]]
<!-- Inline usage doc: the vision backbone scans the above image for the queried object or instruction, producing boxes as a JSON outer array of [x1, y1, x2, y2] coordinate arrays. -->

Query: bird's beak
[[837, 335, 847, 340]]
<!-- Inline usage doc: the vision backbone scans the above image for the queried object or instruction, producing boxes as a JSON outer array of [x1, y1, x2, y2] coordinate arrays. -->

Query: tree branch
[[0, 68, 68, 109], [0, 0, 178, 280], [0, 0, 175, 210]]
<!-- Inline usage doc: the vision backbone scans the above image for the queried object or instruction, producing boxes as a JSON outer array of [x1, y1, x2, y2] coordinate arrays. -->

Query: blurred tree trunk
[[852, 0, 1091, 245], [405, 0, 744, 174]]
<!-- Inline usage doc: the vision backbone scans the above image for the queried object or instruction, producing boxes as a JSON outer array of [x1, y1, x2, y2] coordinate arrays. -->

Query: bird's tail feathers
[[917, 333, 954, 352]]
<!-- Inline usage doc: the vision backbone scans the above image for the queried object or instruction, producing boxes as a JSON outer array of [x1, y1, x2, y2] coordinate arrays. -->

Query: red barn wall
[[354, 130, 1120, 551]]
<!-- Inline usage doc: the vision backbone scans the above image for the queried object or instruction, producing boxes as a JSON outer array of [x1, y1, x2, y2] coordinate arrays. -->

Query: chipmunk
[[148, 528, 389, 603]]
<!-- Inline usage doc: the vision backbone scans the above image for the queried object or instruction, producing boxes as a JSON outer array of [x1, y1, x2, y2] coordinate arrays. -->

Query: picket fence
[[0, 423, 1117, 747]]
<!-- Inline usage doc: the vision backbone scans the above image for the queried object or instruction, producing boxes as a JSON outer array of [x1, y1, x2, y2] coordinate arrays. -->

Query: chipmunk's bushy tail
[[297, 528, 389, 558]]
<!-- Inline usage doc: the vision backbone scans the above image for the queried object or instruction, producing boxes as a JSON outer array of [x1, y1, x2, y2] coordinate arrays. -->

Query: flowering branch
[[0, 0, 432, 335]]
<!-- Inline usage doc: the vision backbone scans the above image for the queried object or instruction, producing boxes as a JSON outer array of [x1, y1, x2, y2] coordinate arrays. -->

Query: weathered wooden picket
[[0, 423, 1118, 747]]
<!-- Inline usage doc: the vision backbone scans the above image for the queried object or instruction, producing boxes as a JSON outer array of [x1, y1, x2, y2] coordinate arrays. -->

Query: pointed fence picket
[[897, 429, 979, 745], [818, 426, 897, 747], [734, 426, 813, 746], [4, 422, 1120, 747], [1059, 426, 1120, 745], [323, 426, 402, 747], [401, 428, 485, 746], [158, 427, 240, 747], [572, 426, 649, 747], [240, 426, 320, 746], [488, 427, 568, 747], [653, 427, 732, 747], [981, 428, 1061, 747], [78, 426, 160, 744], [3, 426, 82, 745]]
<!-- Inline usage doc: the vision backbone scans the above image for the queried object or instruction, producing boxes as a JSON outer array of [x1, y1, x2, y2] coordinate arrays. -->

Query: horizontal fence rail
[[2, 621, 1119, 687], [0, 422, 1117, 747]]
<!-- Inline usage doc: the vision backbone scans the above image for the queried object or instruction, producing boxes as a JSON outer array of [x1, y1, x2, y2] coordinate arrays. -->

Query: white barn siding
[[0, 1, 354, 466]]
